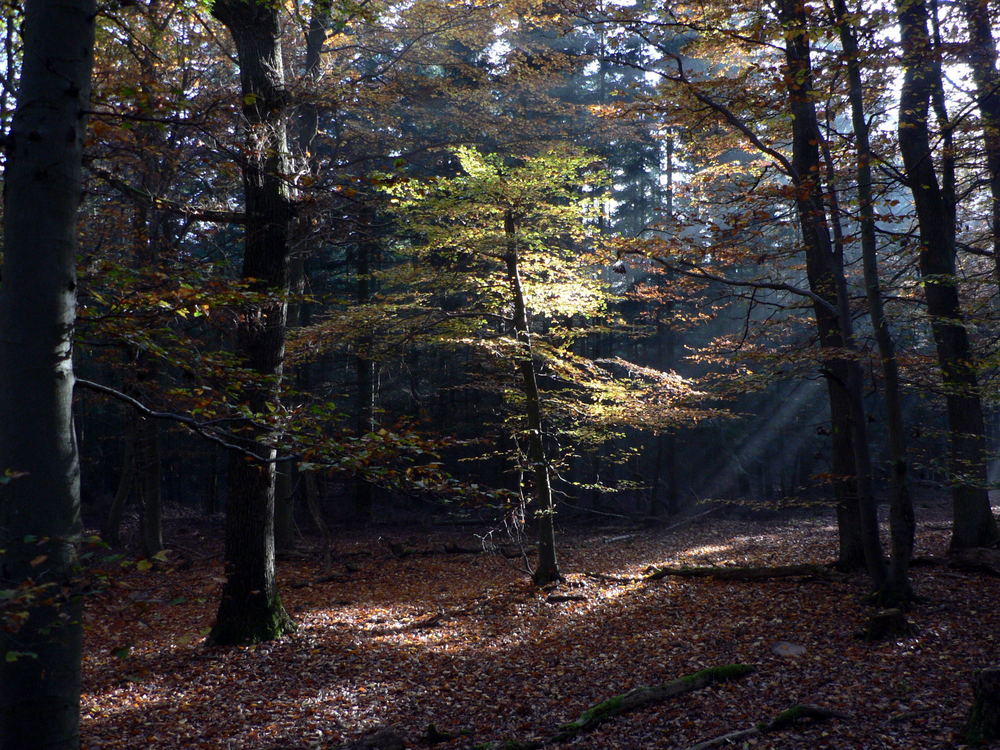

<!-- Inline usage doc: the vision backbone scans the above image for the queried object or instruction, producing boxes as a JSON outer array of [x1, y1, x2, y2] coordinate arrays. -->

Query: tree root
[[950, 548, 1000, 577], [478, 664, 755, 749], [644, 563, 839, 582], [683, 703, 849, 750]]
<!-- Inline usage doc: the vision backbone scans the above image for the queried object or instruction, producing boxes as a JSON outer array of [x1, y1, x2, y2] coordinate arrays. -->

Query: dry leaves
[[81, 510, 1000, 748]]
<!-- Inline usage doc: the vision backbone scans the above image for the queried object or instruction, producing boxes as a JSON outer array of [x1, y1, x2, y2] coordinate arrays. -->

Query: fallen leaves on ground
[[81, 509, 1000, 749]]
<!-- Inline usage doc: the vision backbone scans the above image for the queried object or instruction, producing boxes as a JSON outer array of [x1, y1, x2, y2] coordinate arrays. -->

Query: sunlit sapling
[[385, 146, 708, 585]]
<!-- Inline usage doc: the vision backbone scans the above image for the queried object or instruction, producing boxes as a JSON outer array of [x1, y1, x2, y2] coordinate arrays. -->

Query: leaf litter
[[81, 509, 1000, 748]]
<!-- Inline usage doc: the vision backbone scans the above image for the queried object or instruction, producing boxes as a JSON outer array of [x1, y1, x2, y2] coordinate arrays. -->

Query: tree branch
[[75, 378, 292, 463], [87, 164, 247, 224]]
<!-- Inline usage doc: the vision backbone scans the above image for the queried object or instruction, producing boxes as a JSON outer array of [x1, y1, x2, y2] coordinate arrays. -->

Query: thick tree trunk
[[505, 211, 561, 586], [0, 0, 95, 746], [776, 0, 884, 584], [834, 0, 915, 603], [208, 0, 295, 645], [896, 0, 1000, 550], [965, 667, 1000, 744]]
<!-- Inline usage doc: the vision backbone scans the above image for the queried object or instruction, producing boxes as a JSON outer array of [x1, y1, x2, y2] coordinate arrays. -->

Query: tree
[[832, 0, 915, 602], [774, 0, 884, 586], [896, 0, 999, 550], [0, 0, 97, 745], [387, 146, 703, 584], [959, 0, 1000, 292], [207, 0, 296, 645]]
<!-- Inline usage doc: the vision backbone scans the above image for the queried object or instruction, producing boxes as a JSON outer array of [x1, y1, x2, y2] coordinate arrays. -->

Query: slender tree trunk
[[959, 0, 1000, 293], [777, 0, 885, 584], [354, 204, 378, 522], [208, 0, 295, 645], [0, 0, 95, 746], [505, 210, 561, 586], [136, 415, 163, 557], [896, 0, 1000, 550], [834, 0, 915, 603], [104, 412, 137, 548]]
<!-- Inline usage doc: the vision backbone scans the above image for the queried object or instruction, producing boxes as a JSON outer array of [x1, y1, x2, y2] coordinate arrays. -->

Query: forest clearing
[[81, 507, 1000, 749]]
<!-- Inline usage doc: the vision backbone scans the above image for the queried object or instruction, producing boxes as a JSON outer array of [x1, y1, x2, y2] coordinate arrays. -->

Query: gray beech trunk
[[504, 211, 561, 586], [896, 0, 1000, 550], [0, 0, 95, 746], [208, 0, 295, 645]]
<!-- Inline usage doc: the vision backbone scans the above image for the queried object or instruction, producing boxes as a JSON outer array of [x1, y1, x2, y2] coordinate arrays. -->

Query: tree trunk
[[505, 210, 561, 586], [959, 0, 1000, 295], [896, 0, 1000, 550], [274, 461, 298, 554], [834, 0, 915, 603], [104, 412, 137, 548], [136, 415, 163, 557], [0, 0, 95, 746], [354, 203, 377, 523], [965, 667, 1000, 744], [208, 0, 295, 645], [776, 0, 885, 584]]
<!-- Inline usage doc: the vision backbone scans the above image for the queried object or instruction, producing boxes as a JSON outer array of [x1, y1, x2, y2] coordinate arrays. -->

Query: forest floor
[[80, 503, 1000, 749]]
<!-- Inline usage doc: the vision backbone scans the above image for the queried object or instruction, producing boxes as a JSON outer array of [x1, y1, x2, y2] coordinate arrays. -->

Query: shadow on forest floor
[[81, 503, 998, 749]]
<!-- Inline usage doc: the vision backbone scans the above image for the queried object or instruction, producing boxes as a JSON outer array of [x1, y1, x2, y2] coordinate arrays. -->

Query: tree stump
[[965, 667, 1000, 744], [863, 608, 913, 642]]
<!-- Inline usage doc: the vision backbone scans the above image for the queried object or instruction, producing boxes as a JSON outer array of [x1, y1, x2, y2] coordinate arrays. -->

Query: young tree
[[388, 146, 702, 584], [0, 0, 97, 745]]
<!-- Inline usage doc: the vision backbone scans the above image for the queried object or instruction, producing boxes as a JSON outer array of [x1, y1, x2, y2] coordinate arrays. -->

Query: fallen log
[[644, 564, 837, 582], [684, 703, 849, 750], [480, 664, 756, 749]]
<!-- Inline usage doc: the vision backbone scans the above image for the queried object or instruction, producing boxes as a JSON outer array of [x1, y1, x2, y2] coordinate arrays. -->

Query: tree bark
[[776, 0, 884, 584], [505, 210, 561, 586], [896, 0, 1000, 550], [834, 0, 915, 603], [959, 0, 1000, 295], [964, 667, 1000, 744], [136, 414, 163, 557], [104, 411, 137, 548], [0, 0, 96, 746], [354, 203, 378, 522], [208, 0, 295, 645]]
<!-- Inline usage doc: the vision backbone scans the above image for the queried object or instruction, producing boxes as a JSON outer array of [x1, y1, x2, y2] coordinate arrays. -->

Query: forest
[[2, 0, 1000, 747]]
